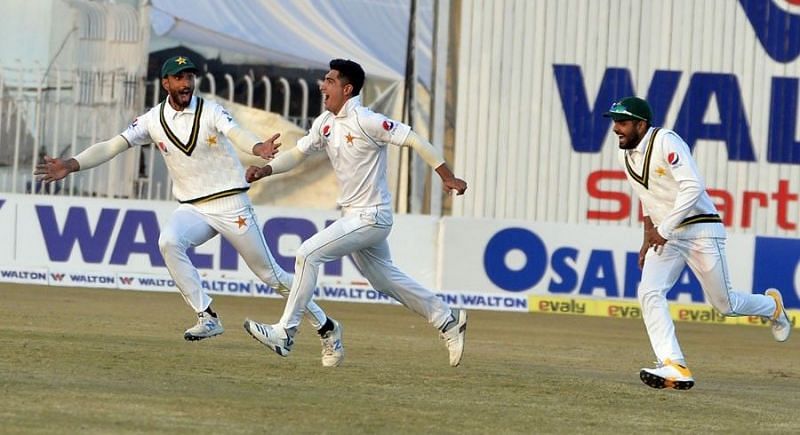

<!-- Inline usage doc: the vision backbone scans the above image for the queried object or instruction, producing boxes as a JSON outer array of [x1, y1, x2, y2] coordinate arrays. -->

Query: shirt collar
[[164, 94, 198, 119], [630, 126, 655, 153], [335, 95, 362, 117]]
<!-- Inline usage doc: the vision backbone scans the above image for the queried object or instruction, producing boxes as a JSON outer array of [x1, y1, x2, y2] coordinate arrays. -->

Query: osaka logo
[[382, 120, 394, 131], [323, 125, 332, 137]]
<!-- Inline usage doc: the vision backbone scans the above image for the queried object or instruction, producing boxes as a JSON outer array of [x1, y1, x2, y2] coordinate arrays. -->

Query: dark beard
[[618, 130, 643, 150], [168, 89, 193, 110]]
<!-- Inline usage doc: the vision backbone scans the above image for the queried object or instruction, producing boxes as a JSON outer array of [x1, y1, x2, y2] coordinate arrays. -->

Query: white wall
[[453, 0, 800, 238]]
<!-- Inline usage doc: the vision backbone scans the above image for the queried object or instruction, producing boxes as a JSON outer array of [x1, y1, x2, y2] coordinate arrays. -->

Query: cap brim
[[603, 112, 644, 121]]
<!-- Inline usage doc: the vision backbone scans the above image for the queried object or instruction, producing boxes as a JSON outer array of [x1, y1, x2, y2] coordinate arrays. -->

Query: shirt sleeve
[[296, 114, 328, 154], [210, 101, 239, 135], [120, 110, 153, 146], [356, 109, 411, 147], [657, 131, 705, 239]]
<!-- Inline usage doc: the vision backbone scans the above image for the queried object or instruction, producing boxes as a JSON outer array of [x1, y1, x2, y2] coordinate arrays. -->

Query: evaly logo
[[738, 0, 800, 63]]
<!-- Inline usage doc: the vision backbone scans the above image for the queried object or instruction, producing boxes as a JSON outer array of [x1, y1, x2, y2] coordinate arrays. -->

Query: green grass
[[1, 284, 798, 434]]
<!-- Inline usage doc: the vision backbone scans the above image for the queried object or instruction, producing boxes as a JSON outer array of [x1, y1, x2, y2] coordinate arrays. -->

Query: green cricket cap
[[603, 96, 653, 122], [161, 56, 198, 78]]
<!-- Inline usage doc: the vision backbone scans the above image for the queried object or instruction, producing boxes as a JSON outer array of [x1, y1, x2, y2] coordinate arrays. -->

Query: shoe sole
[[243, 320, 290, 357], [450, 310, 467, 367], [639, 370, 694, 390], [183, 329, 224, 341]]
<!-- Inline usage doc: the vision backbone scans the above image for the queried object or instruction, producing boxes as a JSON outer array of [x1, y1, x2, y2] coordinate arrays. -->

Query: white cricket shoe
[[243, 319, 294, 357], [184, 312, 224, 341], [766, 288, 792, 342], [639, 359, 695, 390], [320, 318, 344, 367], [440, 309, 467, 367]]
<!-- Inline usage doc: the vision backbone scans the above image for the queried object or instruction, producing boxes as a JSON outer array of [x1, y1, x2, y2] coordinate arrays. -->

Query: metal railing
[[2, 65, 382, 202], [150, 72, 326, 129], [0, 66, 143, 198]]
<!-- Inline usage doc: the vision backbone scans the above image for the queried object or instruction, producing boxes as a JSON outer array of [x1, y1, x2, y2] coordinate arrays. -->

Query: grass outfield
[[1, 284, 798, 434]]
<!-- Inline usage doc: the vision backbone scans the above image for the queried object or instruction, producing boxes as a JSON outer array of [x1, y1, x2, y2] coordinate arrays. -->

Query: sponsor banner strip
[[0, 266, 49, 285], [529, 295, 799, 329]]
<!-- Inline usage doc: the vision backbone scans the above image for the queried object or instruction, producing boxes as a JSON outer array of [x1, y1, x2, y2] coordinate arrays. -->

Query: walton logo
[[119, 276, 134, 285], [738, 0, 800, 62], [51, 273, 65, 282]]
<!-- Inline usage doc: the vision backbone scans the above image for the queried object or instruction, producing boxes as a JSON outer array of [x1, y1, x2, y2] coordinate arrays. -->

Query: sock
[[204, 306, 218, 318], [317, 317, 334, 336]]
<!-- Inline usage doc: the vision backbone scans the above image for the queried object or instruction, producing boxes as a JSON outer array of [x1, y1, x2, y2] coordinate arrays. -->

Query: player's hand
[[245, 165, 270, 183], [645, 227, 667, 251], [252, 133, 282, 161], [442, 177, 467, 195], [34, 155, 72, 184]]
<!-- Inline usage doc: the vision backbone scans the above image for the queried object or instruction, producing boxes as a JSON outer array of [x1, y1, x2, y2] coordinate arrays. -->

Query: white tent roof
[[150, 0, 433, 86]]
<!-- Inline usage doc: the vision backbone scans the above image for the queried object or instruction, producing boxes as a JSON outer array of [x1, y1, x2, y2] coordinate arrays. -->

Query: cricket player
[[604, 96, 792, 390], [34, 55, 344, 367], [243, 58, 468, 367]]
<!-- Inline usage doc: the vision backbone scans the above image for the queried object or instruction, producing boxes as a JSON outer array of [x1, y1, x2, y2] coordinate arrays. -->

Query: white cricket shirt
[[121, 95, 248, 203], [296, 96, 411, 208], [618, 127, 726, 240]]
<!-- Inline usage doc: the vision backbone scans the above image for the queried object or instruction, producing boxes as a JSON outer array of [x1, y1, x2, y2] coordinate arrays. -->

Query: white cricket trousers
[[158, 193, 327, 328], [639, 237, 777, 364], [278, 205, 452, 330]]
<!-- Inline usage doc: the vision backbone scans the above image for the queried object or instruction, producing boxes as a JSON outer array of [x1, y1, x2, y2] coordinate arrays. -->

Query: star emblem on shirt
[[345, 133, 354, 144], [655, 166, 666, 176], [236, 216, 247, 228], [207, 135, 217, 146], [176, 56, 188, 65]]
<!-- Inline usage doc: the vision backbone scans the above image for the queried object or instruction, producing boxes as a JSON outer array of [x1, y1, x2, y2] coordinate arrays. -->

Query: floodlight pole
[[400, 0, 418, 214]]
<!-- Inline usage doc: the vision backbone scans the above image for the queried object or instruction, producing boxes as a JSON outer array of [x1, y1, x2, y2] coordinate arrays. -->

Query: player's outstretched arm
[[435, 163, 468, 196], [34, 156, 78, 184], [228, 126, 281, 161], [245, 147, 309, 183], [34, 135, 129, 184], [252, 133, 281, 160], [402, 130, 467, 195]]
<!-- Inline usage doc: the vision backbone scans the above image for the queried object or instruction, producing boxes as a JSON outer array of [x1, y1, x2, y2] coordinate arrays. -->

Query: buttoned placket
[[629, 128, 653, 168], [164, 96, 198, 139], [328, 120, 341, 159]]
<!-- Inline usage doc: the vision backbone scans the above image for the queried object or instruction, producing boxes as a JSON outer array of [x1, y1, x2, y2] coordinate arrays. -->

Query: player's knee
[[158, 230, 181, 254], [295, 245, 322, 267], [637, 286, 659, 302]]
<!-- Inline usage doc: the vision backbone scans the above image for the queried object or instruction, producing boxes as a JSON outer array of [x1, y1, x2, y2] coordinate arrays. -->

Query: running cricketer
[[34, 55, 344, 367], [242, 58, 469, 367], [604, 96, 792, 390]]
